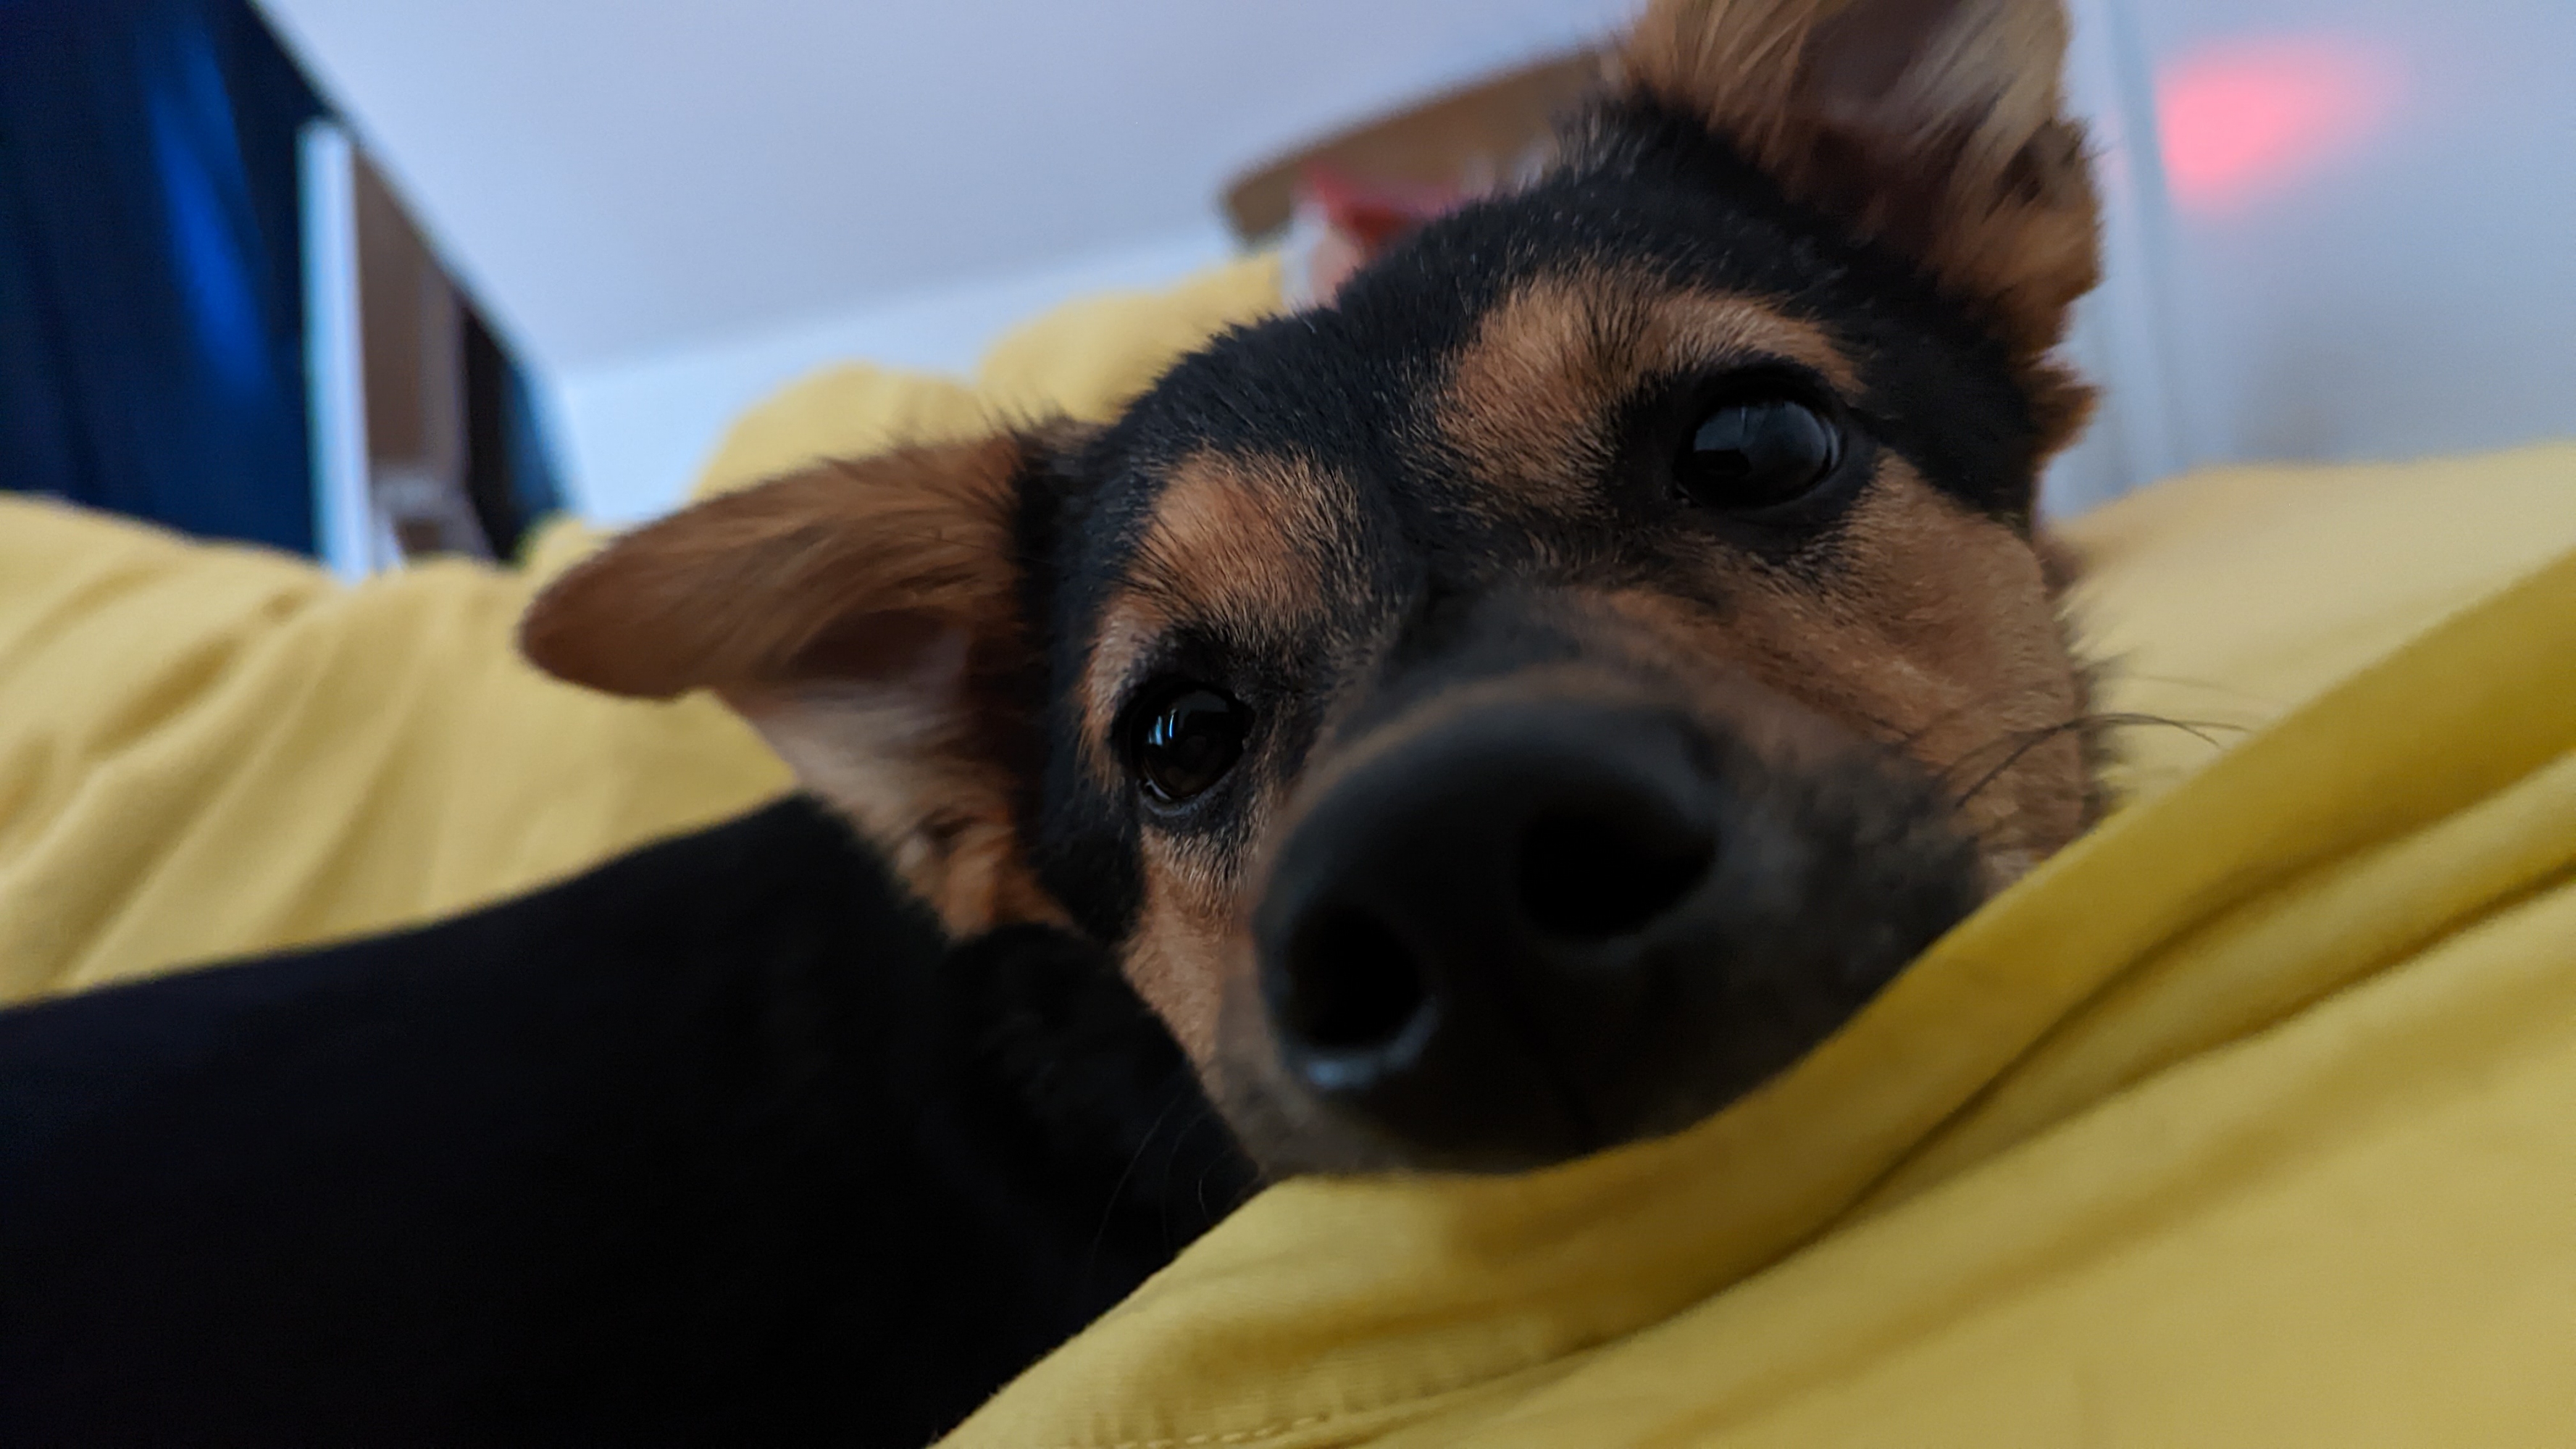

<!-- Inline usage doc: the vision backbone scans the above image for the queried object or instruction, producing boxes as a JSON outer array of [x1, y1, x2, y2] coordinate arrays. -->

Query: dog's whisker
[[1150, 1101, 1221, 1244], [1941, 711, 2250, 810], [1083, 1095, 1186, 1285]]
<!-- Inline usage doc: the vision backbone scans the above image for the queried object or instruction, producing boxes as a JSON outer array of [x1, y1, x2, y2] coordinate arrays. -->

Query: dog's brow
[[1076, 600, 1171, 790], [1440, 274, 1857, 516], [1076, 453, 1353, 788], [1129, 453, 1348, 621]]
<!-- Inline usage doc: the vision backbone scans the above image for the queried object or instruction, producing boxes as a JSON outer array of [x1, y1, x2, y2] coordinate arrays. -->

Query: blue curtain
[[1, 0, 323, 553]]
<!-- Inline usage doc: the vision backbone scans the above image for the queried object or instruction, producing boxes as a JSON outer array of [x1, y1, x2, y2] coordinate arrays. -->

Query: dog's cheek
[[1752, 475, 2091, 867], [1861, 509, 2096, 869], [1123, 855, 1401, 1178], [1116, 853, 1245, 1073], [1200, 970, 1311, 1177]]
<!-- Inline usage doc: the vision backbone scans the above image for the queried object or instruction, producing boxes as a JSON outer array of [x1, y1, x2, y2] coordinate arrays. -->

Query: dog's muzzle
[[1252, 684, 1980, 1173]]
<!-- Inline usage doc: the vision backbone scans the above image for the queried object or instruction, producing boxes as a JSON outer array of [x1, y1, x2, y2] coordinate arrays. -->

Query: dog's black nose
[[1253, 689, 1983, 1174], [1255, 699, 1749, 1169]]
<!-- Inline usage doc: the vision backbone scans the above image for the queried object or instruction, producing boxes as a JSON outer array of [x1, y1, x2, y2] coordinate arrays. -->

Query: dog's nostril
[[1516, 801, 1714, 942], [1279, 905, 1429, 1053]]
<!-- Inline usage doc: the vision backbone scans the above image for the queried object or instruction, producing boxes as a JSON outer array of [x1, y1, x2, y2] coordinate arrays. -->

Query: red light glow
[[2156, 36, 2404, 215]]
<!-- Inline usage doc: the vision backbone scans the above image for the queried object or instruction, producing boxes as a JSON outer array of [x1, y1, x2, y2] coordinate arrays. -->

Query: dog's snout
[[1255, 700, 1726, 1169], [1274, 903, 1429, 1060], [1251, 688, 1984, 1174], [1515, 790, 1715, 943]]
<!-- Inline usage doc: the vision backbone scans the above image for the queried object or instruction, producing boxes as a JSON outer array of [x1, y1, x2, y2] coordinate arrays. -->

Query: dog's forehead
[[1063, 155, 2038, 651], [1108, 160, 2022, 504], [1091, 194, 1815, 562], [1122, 175, 1831, 475]]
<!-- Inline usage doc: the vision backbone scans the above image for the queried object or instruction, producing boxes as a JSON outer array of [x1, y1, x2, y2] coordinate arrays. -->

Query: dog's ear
[[1619, 0, 2099, 356], [522, 432, 1071, 938]]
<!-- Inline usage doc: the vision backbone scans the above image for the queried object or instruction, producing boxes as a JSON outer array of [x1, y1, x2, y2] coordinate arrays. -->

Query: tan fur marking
[[1076, 597, 1178, 792], [1131, 452, 1345, 632], [519, 433, 1063, 939], [1442, 273, 1857, 517], [1613, 0, 2100, 370], [1121, 830, 1253, 1064], [734, 672, 1069, 937], [1598, 456, 2088, 880], [522, 436, 1029, 698]]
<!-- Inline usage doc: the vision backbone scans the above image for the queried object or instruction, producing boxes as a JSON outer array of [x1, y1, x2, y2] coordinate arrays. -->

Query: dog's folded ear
[[522, 431, 1074, 938], [1618, 0, 2098, 357]]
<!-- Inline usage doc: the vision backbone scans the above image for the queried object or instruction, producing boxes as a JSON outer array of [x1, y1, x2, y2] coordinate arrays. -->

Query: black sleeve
[[0, 798, 1250, 1447]]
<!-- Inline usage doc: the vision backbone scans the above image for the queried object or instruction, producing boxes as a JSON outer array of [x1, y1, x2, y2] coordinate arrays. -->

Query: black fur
[[0, 798, 1252, 1445]]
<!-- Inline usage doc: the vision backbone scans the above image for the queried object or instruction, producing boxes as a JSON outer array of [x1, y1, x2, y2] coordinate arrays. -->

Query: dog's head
[[524, 0, 2102, 1177]]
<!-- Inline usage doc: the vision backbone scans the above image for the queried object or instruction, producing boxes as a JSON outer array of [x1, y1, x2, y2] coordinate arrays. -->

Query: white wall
[[2138, 0, 2576, 471], [254, 0, 1636, 374], [2047, 0, 2576, 514], [269, 0, 2576, 527], [552, 225, 1236, 525]]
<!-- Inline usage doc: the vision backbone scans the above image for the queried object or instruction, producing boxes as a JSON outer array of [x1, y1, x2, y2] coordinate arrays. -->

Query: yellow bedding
[[3, 254, 2573, 1445]]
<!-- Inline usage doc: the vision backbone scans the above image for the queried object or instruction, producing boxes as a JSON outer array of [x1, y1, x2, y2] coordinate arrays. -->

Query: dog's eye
[[1131, 683, 1251, 805], [1673, 396, 1841, 510]]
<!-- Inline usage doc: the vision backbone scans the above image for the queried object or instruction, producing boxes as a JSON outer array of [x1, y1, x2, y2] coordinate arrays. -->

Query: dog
[[524, 0, 2102, 1177], [1, 0, 2104, 1437]]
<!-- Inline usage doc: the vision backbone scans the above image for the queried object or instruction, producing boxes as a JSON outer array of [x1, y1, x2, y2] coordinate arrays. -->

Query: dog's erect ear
[[522, 432, 1071, 938], [1618, 0, 2099, 356]]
